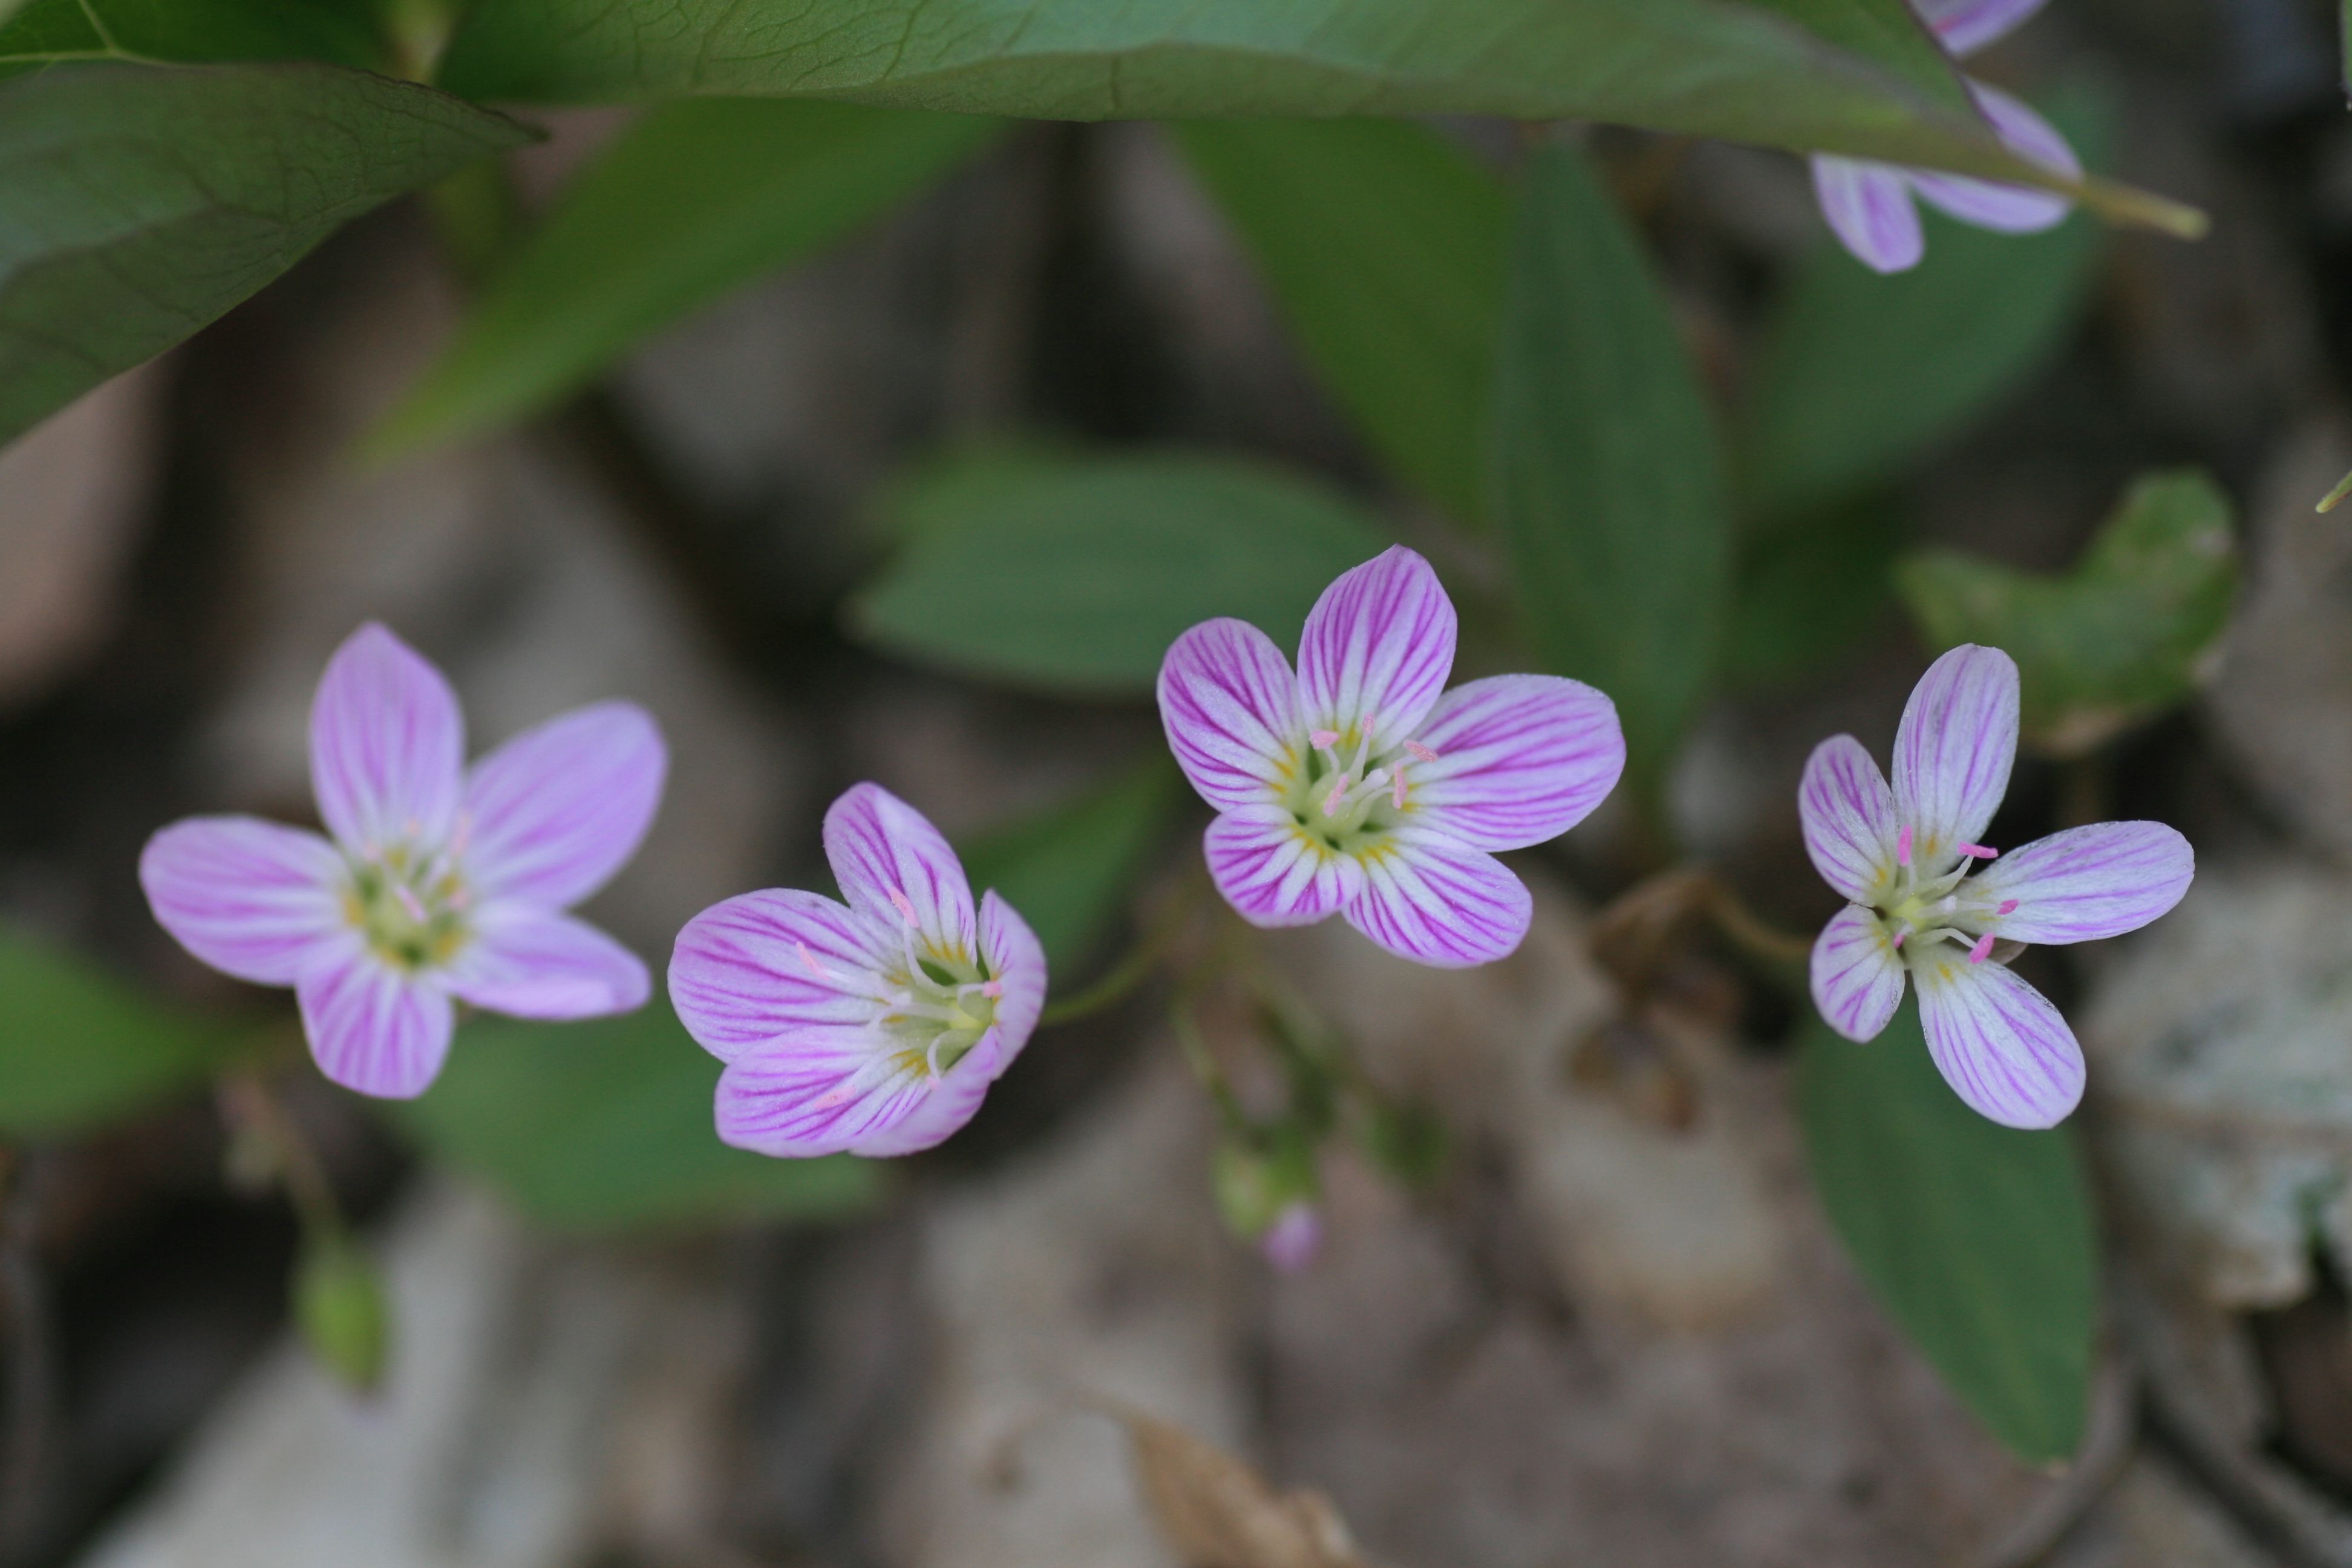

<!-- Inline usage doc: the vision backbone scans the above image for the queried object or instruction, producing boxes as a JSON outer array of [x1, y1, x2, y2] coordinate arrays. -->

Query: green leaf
[[851, 451, 1387, 696], [1798, 1003, 2096, 1463], [1494, 143, 1732, 783], [0, 62, 530, 448], [1722, 494, 1903, 691], [0, 927, 235, 1135], [1897, 469, 2239, 757], [400, 999, 882, 1233], [958, 755, 1184, 976], [1172, 120, 1510, 525], [372, 99, 1001, 457], [0, 0, 386, 77], [1735, 88, 2109, 520]]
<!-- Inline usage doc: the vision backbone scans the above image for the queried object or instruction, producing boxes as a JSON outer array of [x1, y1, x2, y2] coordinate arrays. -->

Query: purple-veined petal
[[974, 889, 1046, 1060], [1204, 805, 1367, 929], [848, 1028, 1008, 1157], [310, 623, 465, 855], [1810, 903, 1906, 1042], [461, 702, 666, 909], [443, 904, 649, 1021], [1157, 617, 1305, 812], [1343, 826, 1532, 969], [668, 887, 895, 1064], [822, 783, 978, 956], [1404, 674, 1625, 851], [1916, 0, 2048, 54], [1964, 821, 2195, 945], [1295, 546, 1457, 756], [1798, 734, 1902, 904], [139, 815, 345, 985], [1892, 644, 2018, 871], [1910, 82, 2076, 234], [1812, 156, 1925, 274], [295, 940, 454, 1100], [716, 1040, 930, 1159], [1913, 956, 2084, 1129]]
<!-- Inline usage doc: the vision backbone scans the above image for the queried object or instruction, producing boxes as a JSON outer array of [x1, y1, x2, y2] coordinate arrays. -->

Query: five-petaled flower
[[1802, 644, 2193, 1128], [1812, 0, 2077, 274], [668, 783, 1046, 1158], [1157, 544, 1625, 967], [141, 624, 667, 1099]]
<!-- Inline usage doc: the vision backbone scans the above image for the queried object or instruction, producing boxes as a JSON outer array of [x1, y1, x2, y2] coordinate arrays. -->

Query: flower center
[[874, 913, 1001, 1079], [344, 840, 471, 973], [1284, 728, 1434, 855], [1875, 827, 2011, 965]]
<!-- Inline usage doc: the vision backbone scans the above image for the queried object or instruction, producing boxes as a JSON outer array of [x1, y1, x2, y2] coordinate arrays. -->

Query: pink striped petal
[[1343, 827, 1532, 969], [1913, 956, 2084, 1129], [849, 1027, 1008, 1157], [139, 816, 345, 985], [822, 783, 976, 955], [1909, 82, 2076, 235], [444, 904, 650, 1021], [1798, 735, 1902, 904], [1892, 644, 2018, 872], [461, 702, 667, 909], [1295, 547, 1457, 756], [295, 941, 454, 1100], [1204, 805, 1366, 928], [1917, 0, 2048, 54], [975, 889, 1045, 1059], [1812, 156, 1924, 274], [1810, 904, 1905, 1042], [1964, 822, 2195, 945], [715, 1039, 929, 1159], [1404, 675, 1625, 851], [1157, 617, 1305, 812], [309, 624, 465, 855], [668, 887, 894, 1063]]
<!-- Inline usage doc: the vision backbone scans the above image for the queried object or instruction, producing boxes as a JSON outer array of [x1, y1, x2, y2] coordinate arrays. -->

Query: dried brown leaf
[[1116, 1408, 1365, 1568]]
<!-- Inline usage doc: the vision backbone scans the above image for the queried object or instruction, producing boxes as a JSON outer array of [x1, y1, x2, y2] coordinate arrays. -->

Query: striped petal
[[1404, 674, 1625, 851], [1812, 156, 1924, 274], [309, 623, 465, 855], [822, 783, 977, 956], [1344, 827, 1532, 969], [462, 701, 667, 909], [1810, 904, 1905, 1043], [1914, 956, 2084, 1129], [444, 904, 649, 1021], [1158, 616, 1304, 813], [1909, 83, 2076, 235], [139, 815, 345, 985], [668, 887, 893, 1064], [715, 1038, 929, 1160], [1892, 644, 2018, 872], [295, 940, 454, 1100], [1963, 821, 2195, 945], [1798, 735, 1903, 904], [1295, 546, 1457, 757], [1917, 0, 2048, 54], [1204, 805, 1366, 928]]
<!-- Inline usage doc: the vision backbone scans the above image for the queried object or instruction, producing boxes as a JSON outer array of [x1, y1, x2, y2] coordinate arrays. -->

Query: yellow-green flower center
[[344, 844, 470, 973]]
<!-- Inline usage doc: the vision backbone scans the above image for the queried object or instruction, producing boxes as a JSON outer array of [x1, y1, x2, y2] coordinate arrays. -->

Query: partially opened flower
[[1801, 644, 2193, 1127], [668, 783, 1045, 1158], [142, 624, 665, 1099], [1811, 0, 2077, 273], [1157, 544, 1624, 968]]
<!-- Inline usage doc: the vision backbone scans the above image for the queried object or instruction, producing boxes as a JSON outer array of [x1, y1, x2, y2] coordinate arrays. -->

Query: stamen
[[1967, 932, 1996, 964], [1997, 899, 2019, 916], [1896, 825, 1913, 867], [1891, 929, 1907, 950], [1956, 843, 1999, 860], [1323, 781, 1348, 818], [1403, 741, 1439, 762], [795, 942, 834, 982], [888, 887, 916, 924], [1391, 768, 1407, 808], [394, 884, 428, 923], [980, 979, 1004, 999], [1310, 729, 1341, 750]]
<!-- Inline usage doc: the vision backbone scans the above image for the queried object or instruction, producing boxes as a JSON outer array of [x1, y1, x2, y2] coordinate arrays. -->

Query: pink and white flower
[[1801, 644, 2193, 1128], [1157, 545, 1625, 968], [141, 624, 666, 1099], [1812, 0, 2077, 274], [668, 783, 1046, 1158]]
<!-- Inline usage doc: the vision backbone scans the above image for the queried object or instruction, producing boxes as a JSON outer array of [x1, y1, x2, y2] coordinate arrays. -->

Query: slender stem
[[220, 1073, 347, 1248], [1703, 880, 1814, 972], [1037, 875, 1208, 1027]]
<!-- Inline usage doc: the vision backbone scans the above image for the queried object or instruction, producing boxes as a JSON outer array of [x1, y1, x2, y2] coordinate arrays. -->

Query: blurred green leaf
[[0, 62, 529, 449], [852, 452, 1386, 696], [1494, 143, 1732, 784], [0, 0, 385, 77], [1722, 495, 1903, 691], [1736, 89, 2109, 520], [1898, 469, 2239, 757], [1799, 1004, 2096, 1464], [1173, 120, 1509, 524], [0, 927, 235, 1135], [373, 99, 1001, 457], [294, 1238, 391, 1394], [958, 756, 1184, 976], [401, 999, 881, 1233]]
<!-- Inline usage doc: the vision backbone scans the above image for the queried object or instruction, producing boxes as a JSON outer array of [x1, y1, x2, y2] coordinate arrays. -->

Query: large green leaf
[[0, 0, 384, 79], [959, 755, 1184, 976], [1494, 143, 1731, 784], [1798, 1005, 2097, 1463], [0, 928, 237, 1135], [0, 62, 529, 448], [1722, 494, 1903, 691], [401, 998, 881, 1233], [1898, 469, 2239, 757], [1173, 120, 1509, 526], [851, 451, 1386, 696], [373, 99, 1002, 457]]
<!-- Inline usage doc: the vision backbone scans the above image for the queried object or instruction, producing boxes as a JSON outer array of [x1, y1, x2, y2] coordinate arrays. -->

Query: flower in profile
[[142, 624, 665, 1099], [1811, 0, 2077, 274], [1801, 644, 2193, 1127], [668, 783, 1045, 1158], [1157, 545, 1624, 968]]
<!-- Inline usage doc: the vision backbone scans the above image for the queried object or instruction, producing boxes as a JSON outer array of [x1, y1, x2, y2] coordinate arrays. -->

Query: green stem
[[1037, 875, 1207, 1027]]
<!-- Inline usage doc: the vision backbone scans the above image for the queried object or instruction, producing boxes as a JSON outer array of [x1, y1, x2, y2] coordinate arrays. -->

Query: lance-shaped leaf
[[0, 62, 530, 448], [0, 927, 238, 1135], [373, 99, 1002, 457], [1897, 469, 2239, 757], [1495, 143, 1732, 785], [0, 0, 385, 79]]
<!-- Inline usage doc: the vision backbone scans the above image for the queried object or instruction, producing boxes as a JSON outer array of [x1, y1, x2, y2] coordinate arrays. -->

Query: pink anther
[[1391, 768, 1408, 808], [1997, 899, 2019, 916], [1896, 825, 1913, 867], [1891, 929, 1907, 950], [1309, 730, 1341, 750], [1403, 741, 1440, 762], [1956, 842, 1999, 860], [888, 888, 915, 924], [796, 942, 831, 981], [1967, 932, 1996, 964], [981, 979, 1004, 999], [1323, 782, 1348, 818], [394, 884, 428, 923]]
